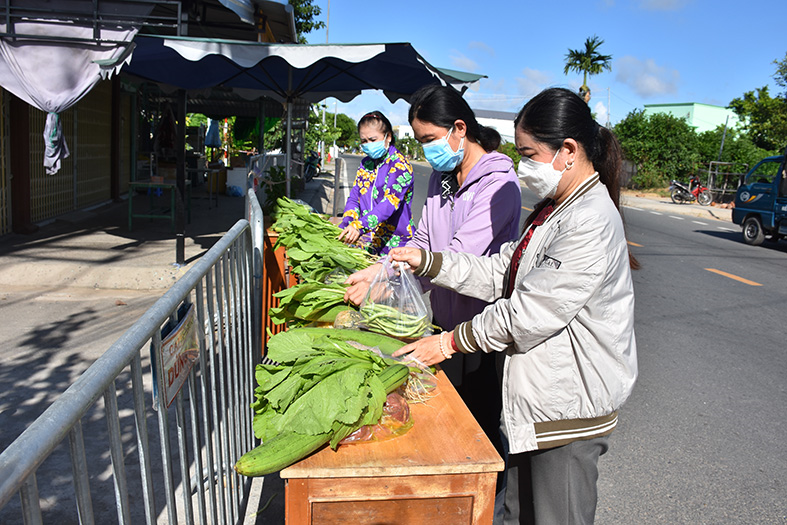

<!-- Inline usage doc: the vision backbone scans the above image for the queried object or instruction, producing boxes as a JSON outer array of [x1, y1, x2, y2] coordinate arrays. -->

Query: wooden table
[[280, 370, 504, 524]]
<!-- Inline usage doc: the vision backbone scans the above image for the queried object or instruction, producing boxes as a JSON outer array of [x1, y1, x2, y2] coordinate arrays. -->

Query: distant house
[[642, 102, 740, 133], [473, 109, 518, 144], [393, 125, 414, 140]]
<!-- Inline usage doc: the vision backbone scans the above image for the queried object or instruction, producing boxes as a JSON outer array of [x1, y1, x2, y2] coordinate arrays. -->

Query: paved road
[[596, 204, 787, 523], [342, 156, 787, 522]]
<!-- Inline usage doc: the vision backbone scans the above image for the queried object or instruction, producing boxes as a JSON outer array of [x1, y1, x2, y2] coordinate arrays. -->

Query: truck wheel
[[697, 190, 712, 206], [742, 217, 765, 246]]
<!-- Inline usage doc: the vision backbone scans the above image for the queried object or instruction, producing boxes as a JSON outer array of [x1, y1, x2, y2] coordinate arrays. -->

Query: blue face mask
[[422, 127, 464, 172], [361, 138, 388, 159]]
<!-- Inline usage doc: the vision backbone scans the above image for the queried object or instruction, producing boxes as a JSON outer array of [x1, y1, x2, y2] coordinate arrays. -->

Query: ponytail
[[595, 126, 621, 209], [477, 124, 501, 152]]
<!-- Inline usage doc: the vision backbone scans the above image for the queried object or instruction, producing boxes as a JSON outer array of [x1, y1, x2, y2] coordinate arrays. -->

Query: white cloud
[[615, 56, 679, 98], [516, 68, 553, 99], [638, 0, 690, 10], [468, 41, 495, 56], [593, 101, 609, 124], [449, 50, 479, 73]]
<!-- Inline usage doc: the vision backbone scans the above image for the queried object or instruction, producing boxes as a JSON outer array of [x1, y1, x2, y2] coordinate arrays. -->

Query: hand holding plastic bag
[[357, 257, 433, 341]]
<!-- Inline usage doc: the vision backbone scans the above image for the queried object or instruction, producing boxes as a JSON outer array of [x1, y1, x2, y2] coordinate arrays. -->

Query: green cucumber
[[235, 364, 410, 477]]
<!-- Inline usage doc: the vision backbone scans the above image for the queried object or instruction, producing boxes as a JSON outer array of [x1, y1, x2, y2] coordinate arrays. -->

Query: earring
[[565, 159, 575, 170]]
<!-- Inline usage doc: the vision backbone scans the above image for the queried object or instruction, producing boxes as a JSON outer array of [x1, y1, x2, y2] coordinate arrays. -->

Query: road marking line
[[705, 268, 762, 286], [649, 211, 663, 215], [627, 241, 643, 247], [624, 206, 643, 211], [522, 206, 533, 211], [693, 220, 708, 225], [717, 226, 736, 232], [669, 216, 684, 220]]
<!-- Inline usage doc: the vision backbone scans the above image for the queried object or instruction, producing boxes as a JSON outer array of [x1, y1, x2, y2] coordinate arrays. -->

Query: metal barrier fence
[[0, 191, 265, 524]]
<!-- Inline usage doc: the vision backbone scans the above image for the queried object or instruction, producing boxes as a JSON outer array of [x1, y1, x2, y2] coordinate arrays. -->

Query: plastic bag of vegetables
[[358, 258, 433, 341]]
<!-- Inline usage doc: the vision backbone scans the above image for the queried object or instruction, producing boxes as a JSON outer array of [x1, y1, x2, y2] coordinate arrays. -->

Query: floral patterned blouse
[[339, 144, 414, 255]]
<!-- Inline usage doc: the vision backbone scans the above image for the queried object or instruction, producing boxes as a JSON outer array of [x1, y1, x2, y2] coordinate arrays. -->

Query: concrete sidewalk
[[621, 190, 733, 223], [0, 168, 342, 294]]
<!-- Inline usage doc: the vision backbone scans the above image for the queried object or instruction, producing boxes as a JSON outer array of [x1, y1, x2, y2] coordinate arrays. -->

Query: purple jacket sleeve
[[339, 164, 365, 229]]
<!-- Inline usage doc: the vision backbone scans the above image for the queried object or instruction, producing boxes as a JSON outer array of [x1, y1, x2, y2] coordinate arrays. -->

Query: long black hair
[[357, 110, 395, 145], [515, 87, 639, 269], [408, 85, 501, 152]]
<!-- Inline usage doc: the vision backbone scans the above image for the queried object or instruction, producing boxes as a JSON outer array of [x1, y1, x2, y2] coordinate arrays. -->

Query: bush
[[497, 142, 521, 166], [614, 110, 701, 188]]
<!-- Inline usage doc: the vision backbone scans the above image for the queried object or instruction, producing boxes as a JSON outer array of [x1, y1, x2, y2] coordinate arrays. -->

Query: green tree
[[288, 0, 325, 43], [613, 109, 701, 188], [696, 126, 777, 171], [497, 141, 520, 167], [773, 52, 787, 92], [334, 113, 359, 149], [563, 35, 612, 102], [265, 104, 340, 156], [396, 136, 423, 160], [729, 54, 787, 151], [729, 86, 787, 151]]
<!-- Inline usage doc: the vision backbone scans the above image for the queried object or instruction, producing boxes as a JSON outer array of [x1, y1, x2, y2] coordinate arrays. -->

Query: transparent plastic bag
[[339, 392, 413, 445], [358, 258, 433, 341]]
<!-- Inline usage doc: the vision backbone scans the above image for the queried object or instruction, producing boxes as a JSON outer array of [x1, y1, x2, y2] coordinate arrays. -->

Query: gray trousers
[[494, 436, 610, 525]]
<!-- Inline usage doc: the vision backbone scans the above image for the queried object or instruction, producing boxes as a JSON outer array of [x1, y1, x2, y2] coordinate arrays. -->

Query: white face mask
[[517, 148, 567, 199]]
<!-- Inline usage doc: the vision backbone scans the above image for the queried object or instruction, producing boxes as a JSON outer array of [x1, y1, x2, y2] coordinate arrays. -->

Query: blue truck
[[732, 147, 787, 245]]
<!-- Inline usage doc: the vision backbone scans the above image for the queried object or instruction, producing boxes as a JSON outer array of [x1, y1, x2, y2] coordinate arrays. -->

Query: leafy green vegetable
[[271, 197, 376, 281], [269, 281, 356, 325], [252, 328, 402, 446]]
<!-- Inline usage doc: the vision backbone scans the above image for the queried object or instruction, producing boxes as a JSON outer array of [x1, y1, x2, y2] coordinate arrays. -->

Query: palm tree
[[563, 35, 612, 103]]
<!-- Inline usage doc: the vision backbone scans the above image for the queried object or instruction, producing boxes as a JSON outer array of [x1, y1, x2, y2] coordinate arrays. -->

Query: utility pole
[[717, 115, 729, 161], [606, 87, 611, 128], [326, 0, 330, 43]]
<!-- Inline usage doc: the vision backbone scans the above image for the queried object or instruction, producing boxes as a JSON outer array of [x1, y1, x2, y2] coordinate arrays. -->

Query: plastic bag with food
[[357, 258, 432, 341]]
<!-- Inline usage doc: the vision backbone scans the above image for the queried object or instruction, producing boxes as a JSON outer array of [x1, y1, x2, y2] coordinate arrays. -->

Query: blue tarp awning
[[123, 35, 485, 104]]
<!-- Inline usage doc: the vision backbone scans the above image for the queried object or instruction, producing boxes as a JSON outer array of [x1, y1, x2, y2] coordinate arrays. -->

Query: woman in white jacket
[[390, 87, 638, 524]]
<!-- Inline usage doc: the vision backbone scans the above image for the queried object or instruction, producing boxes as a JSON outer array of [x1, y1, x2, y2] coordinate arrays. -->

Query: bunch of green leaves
[[252, 330, 395, 449], [271, 197, 375, 281], [269, 281, 356, 326]]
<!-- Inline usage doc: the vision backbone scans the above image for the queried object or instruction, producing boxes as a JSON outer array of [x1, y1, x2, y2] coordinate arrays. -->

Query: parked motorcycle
[[670, 175, 713, 206], [304, 150, 321, 183]]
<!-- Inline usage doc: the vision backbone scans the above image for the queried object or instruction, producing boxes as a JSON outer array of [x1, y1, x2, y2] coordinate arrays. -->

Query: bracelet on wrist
[[439, 331, 452, 360]]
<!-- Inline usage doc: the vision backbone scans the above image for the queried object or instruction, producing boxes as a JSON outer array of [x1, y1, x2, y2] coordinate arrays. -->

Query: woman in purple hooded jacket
[[345, 85, 521, 457]]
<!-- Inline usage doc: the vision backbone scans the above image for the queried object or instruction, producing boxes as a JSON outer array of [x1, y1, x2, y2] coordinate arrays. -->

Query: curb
[[620, 194, 733, 223]]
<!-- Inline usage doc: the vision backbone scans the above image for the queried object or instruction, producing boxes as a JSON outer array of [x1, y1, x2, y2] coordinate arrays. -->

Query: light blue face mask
[[361, 138, 389, 159], [422, 127, 465, 172]]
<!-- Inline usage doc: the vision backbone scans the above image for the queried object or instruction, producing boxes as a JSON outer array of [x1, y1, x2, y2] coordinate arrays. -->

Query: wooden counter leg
[[285, 478, 310, 524]]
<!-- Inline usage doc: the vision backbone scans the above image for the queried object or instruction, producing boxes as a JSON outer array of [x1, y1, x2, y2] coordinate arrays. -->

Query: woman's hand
[[343, 263, 380, 305], [338, 225, 361, 244], [388, 247, 423, 270], [392, 331, 456, 367]]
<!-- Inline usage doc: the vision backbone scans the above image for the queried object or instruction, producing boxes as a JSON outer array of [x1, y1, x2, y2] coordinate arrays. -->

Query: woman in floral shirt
[[338, 111, 414, 255]]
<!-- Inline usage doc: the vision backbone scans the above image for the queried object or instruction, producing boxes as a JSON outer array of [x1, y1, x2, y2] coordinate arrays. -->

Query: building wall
[[28, 80, 114, 223], [642, 103, 740, 133]]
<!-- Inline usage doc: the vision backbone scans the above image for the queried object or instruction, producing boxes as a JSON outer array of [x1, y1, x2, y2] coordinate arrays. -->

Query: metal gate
[[0, 190, 265, 524]]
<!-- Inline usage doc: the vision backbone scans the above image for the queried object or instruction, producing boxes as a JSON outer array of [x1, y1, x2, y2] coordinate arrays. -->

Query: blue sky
[[304, 0, 785, 130]]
